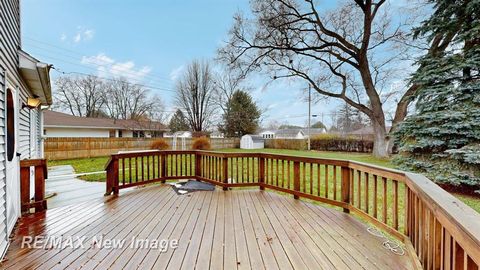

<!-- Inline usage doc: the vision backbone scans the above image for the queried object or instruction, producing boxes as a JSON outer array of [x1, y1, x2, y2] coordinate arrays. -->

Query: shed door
[[5, 87, 20, 234]]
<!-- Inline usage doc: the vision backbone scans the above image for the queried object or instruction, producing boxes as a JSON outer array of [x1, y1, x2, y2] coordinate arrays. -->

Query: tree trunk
[[371, 120, 389, 158]]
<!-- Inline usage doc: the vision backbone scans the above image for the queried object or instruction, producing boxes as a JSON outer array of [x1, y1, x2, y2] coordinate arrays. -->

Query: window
[[6, 88, 15, 161], [109, 130, 116, 138], [118, 130, 123, 138], [133, 131, 145, 138]]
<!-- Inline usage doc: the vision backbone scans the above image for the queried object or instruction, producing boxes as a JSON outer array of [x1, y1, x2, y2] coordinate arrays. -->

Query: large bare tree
[[54, 75, 106, 117], [103, 77, 163, 121], [53, 75, 166, 125], [219, 0, 429, 157], [175, 60, 216, 132]]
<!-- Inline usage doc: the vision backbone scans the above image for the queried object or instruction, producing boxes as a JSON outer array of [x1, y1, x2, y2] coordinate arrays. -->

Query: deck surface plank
[[1, 184, 414, 270]]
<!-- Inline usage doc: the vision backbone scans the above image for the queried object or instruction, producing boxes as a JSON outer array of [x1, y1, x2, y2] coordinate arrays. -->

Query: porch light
[[22, 97, 41, 109]]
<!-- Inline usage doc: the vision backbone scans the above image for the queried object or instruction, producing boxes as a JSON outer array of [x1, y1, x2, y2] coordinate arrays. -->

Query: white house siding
[[0, 65, 8, 258], [0, 0, 45, 257], [45, 127, 111, 138]]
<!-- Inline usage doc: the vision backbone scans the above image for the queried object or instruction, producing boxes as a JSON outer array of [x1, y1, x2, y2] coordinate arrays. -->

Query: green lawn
[[47, 148, 480, 213]]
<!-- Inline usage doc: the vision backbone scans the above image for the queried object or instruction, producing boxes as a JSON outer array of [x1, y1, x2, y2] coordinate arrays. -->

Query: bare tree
[[218, 0, 433, 157], [103, 77, 162, 121], [212, 70, 246, 114], [53, 75, 106, 117], [175, 60, 216, 132]]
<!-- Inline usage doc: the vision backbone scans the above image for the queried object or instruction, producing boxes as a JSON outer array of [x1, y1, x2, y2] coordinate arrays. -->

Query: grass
[[46, 148, 480, 213]]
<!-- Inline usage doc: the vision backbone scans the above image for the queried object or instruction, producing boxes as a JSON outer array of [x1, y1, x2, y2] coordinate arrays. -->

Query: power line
[[51, 66, 177, 93], [28, 49, 176, 89], [23, 36, 175, 83]]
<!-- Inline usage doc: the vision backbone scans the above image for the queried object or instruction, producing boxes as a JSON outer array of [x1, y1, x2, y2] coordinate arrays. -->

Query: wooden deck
[[2, 184, 414, 269]]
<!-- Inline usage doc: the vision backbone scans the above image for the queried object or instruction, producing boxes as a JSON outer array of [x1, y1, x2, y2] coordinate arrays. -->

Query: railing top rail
[[20, 158, 47, 167], [405, 172, 480, 261]]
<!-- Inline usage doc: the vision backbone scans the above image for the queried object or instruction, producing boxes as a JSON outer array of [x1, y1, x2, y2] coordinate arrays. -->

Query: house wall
[[0, 0, 42, 258], [44, 127, 111, 138]]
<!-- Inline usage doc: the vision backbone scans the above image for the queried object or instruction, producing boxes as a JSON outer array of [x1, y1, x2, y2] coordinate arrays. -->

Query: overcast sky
[[22, 0, 369, 128]]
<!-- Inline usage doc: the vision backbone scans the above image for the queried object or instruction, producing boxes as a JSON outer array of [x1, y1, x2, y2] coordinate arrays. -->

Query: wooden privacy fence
[[44, 137, 239, 160], [105, 150, 480, 270]]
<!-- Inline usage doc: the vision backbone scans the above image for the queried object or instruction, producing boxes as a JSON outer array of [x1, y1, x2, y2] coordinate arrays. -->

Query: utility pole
[[307, 84, 311, 151]]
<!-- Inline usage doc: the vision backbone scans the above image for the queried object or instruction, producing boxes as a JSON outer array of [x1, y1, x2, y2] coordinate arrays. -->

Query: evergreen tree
[[395, 0, 480, 189], [169, 109, 189, 132], [220, 90, 261, 137]]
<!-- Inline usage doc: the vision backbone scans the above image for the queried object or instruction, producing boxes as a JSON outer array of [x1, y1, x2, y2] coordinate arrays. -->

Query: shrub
[[192, 137, 211, 150], [310, 135, 373, 153], [150, 139, 170, 150], [265, 139, 307, 150]]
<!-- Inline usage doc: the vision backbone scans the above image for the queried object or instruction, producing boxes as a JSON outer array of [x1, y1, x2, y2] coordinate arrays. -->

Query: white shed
[[240, 135, 265, 149]]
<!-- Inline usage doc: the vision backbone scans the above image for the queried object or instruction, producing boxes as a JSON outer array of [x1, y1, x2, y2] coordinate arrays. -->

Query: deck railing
[[105, 150, 480, 269], [20, 158, 48, 213]]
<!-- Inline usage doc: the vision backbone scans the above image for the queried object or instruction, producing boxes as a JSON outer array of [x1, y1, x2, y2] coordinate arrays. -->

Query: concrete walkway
[[46, 165, 105, 209]]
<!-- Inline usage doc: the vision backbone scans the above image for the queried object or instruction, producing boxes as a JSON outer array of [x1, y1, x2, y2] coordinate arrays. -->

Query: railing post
[[112, 157, 119, 195], [293, 161, 300, 199], [341, 166, 351, 213], [20, 166, 30, 213], [195, 152, 201, 180], [34, 163, 47, 212], [259, 157, 265, 190], [161, 153, 166, 183], [222, 157, 228, 191]]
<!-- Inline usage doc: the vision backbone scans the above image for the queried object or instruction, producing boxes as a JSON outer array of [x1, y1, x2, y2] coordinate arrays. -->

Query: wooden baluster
[[152, 156, 155, 179], [333, 166, 337, 201], [141, 156, 145, 181], [365, 172, 369, 213], [308, 163, 313, 194], [223, 157, 228, 190], [121, 158, 125, 185], [393, 180, 399, 230], [157, 154, 162, 179], [147, 156, 151, 180], [350, 169, 354, 205], [259, 157, 265, 190], [373, 175, 378, 218], [382, 177, 388, 224], [317, 164, 321, 196], [161, 154, 166, 183], [341, 166, 351, 213], [293, 161, 300, 199], [275, 159, 279, 187], [287, 160, 291, 189], [129, 158, 132, 184], [302, 163, 306, 193], [325, 165, 329, 198], [135, 157, 139, 183], [247, 157, 250, 183], [357, 170, 362, 208]]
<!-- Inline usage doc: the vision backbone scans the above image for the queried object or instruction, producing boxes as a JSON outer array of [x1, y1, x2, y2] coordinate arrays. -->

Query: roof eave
[[18, 50, 53, 105]]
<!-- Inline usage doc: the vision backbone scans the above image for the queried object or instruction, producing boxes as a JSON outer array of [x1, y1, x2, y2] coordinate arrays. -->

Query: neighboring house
[[1, 0, 53, 257], [260, 130, 275, 139], [240, 135, 265, 149], [43, 111, 169, 138], [260, 128, 326, 139], [275, 129, 306, 139]]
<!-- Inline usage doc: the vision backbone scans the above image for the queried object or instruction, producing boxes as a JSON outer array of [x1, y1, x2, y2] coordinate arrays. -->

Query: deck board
[[2, 184, 414, 270]]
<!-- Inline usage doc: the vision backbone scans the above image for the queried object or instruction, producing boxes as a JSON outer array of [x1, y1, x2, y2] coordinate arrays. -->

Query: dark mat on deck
[[170, 180, 215, 195]]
